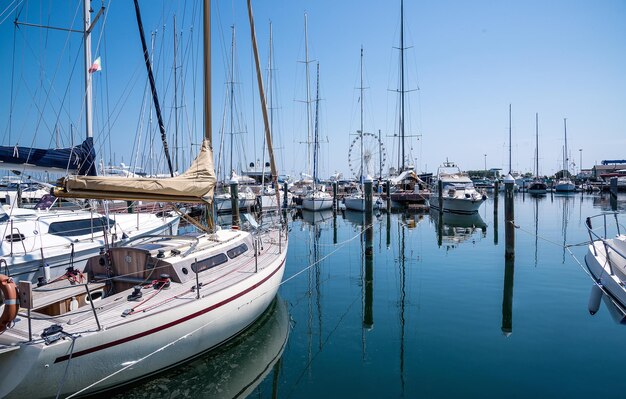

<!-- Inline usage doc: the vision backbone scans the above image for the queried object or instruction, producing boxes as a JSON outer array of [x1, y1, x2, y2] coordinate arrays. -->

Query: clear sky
[[1, 0, 625, 179]]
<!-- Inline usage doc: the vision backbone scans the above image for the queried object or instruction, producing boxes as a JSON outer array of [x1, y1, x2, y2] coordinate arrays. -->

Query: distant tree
[[554, 170, 572, 179]]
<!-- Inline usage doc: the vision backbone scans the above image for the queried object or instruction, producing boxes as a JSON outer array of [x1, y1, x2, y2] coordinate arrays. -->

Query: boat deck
[[0, 228, 286, 345]]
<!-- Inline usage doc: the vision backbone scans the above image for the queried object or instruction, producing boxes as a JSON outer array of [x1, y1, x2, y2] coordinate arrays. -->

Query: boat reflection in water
[[299, 208, 334, 225], [430, 209, 487, 248], [108, 298, 290, 399]]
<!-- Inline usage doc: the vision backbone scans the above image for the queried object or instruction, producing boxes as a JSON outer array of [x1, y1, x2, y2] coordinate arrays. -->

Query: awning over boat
[[53, 139, 216, 203], [0, 138, 96, 176], [389, 169, 425, 185]]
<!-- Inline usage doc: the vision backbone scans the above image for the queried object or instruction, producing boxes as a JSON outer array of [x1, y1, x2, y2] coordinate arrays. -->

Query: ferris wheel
[[348, 132, 387, 179]]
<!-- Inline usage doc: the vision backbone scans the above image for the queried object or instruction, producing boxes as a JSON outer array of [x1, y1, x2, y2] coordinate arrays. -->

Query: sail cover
[[53, 139, 216, 203], [0, 138, 96, 176]]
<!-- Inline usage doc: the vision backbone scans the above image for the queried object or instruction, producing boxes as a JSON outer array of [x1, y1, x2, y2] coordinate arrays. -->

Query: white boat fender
[[588, 284, 603, 315], [0, 274, 18, 333]]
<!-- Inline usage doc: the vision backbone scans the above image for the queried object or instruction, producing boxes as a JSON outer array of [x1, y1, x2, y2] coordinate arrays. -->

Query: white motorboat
[[584, 213, 626, 311], [430, 161, 487, 214], [0, 204, 179, 284], [0, 225, 287, 398], [214, 187, 257, 213]]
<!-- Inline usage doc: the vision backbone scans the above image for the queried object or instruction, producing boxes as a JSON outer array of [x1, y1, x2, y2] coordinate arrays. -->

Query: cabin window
[[191, 253, 228, 273], [48, 217, 115, 237], [227, 243, 248, 259]]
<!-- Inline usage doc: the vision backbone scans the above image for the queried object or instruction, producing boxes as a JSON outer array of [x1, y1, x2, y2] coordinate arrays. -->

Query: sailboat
[[0, 1, 287, 397], [528, 113, 548, 195], [386, 0, 431, 206], [345, 47, 382, 212], [554, 118, 576, 192], [301, 62, 333, 211], [0, 0, 179, 284]]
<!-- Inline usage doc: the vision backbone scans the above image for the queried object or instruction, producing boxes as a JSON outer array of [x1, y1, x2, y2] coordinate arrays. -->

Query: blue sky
[[1, 0, 625, 179]]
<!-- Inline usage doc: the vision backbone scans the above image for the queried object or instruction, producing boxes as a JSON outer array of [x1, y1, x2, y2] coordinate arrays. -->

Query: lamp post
[[484, 154, 487, 176], [579, 149, 582, 175]]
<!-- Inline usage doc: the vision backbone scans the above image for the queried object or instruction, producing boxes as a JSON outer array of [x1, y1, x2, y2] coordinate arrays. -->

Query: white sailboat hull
[[0, 229, 287, 398], [585, 236, 626, 309], [301, 191, 333, 211], [344, 195, 383, 212]]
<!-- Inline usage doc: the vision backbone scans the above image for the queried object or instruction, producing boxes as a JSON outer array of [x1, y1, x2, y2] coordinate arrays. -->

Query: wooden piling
[[504, 175, 515, 259], [385, 180, 391, 212], [364, 176, 374, 257], [230, 178, 239, 228]]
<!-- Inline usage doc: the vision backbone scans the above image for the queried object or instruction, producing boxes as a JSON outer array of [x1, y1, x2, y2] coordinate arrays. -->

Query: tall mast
[[133, 0, 174, 176], [228, 26, 236, 177], [173, 15, 179, 172], [535, 112, 539, 177], [313, 63, 320, 189], [203, 0, 211, 144], [247, 0, 282, 213], [260, 22, 273, 187], [563, 118, 569, 177], [247, 0, 285, 216], [84, 0, 93, 139], [399, 0, 405, 171], [359, 46, 364, 181], [508, 103, 512, 175], [203, 0, 214, 231], [304, 13, 312, 178]]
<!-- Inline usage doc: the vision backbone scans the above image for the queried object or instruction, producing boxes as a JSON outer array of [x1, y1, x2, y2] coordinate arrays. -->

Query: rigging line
[[0, 0, 22, 25], [512, 220, 590, 249], [280, 228, 364, 287]]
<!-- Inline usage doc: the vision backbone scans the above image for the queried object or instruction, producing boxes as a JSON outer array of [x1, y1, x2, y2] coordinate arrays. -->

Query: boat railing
[[17, 279, 104, 342], [586, 213, 626, 276]]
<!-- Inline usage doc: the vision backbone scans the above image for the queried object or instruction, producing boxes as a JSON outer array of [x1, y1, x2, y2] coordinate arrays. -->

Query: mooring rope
[[279, 228, 365, 287], [508, 219, 591, 249]]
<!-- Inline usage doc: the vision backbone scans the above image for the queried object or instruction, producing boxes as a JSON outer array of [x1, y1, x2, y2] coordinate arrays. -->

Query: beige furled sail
[[53, 139, 216, 203]]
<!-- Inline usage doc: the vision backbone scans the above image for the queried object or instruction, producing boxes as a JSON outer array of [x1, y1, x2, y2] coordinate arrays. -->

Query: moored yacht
[[430, 161, 487, 214]]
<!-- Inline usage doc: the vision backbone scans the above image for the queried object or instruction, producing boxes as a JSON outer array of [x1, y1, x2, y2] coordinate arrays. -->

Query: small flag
[[88, 57, 102, 73]]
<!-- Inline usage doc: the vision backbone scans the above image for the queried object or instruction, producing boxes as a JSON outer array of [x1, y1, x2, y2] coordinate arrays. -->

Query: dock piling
[[504, 174, 515, 259], [230, 178, 239, 228]]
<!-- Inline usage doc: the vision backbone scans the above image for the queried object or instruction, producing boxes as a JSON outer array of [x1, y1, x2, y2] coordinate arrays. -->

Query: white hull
[[344, 195, 383, 212], [430, 196, 486, 214], [1, 210, 180, 283], [433, 161, 486, 214], [0, 228, 287, 398], [301, 192, 334, 211], [215, 193, 257, 213], [554, 180, 576, 192], [584, 212, 626, 309]]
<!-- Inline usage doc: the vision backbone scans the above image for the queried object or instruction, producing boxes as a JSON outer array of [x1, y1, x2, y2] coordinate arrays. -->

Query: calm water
[[112, 192, 626, 399]]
